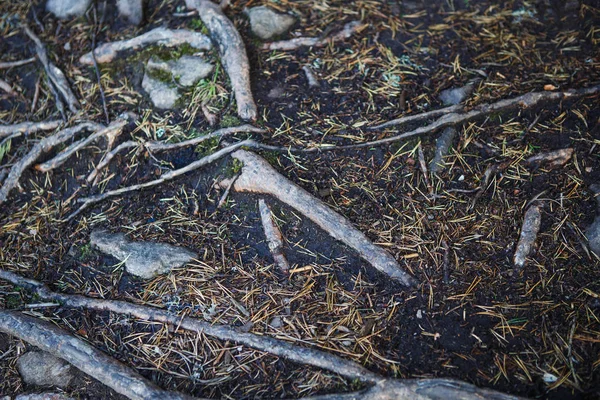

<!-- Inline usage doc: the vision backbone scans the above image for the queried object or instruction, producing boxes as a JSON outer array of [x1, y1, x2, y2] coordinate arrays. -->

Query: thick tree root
[[263, 21, 364, 51], [0, 310, 194, 400], [23, 25, 80, 114], [259, 198, 290, 274], [0, 269, 381, 384], [185, 0, 257, 121], [222, 150, 417, 286], [0, 120, 62, 139], [79, 27, 213, 65], [0, 122, 102, 205]]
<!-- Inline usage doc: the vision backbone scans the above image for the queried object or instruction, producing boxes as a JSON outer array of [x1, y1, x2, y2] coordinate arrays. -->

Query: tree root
[[65, 139, 255, 221], [0, 310, 194, 400], [0, 57, 36, 69], [368, 105, 463, 131], [259, 198, 290, 274], [221, 150, 417, 286], [0, 120, 62, 139], [35, 116, 130, 173], [0, 269, 381, 384], [86, 140, 139, 184], [79, 27, 213, 65], [0, 122, 102, 205], [263, 21, 364, 51], [185, 0, 257, 121], [23, 25, 80, 114]]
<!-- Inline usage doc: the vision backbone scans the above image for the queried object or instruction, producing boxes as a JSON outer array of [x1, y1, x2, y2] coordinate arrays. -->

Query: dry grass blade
[[0, 269, 381, 384], [0, 122, 100, 204], [0, 311, 195, 400], [79, 27, 212, 64]]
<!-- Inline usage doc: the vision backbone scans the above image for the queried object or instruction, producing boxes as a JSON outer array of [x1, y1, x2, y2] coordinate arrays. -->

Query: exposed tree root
[[221, 150, 417, 286], [185, 0, 257, 121], [35, 117, 130, 173], [0, 269, 381, 384], [79, 27, 213, 65], [66, 139, 255, 221], [0, 57, 36, 69], [0, 120, 61, 139], [86, 140, 138, 184], [23, 25, 80, 114], [259, 198, 290, 274], [0, 122, 101, 205], [514, 203, 542, 269], [263, 21, 364, 51], [0, 310, 194, 400]]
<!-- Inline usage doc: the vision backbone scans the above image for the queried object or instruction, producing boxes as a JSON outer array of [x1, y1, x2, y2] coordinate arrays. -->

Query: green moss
[[6, 293, 21, 308], [223, 158, 244, 178], [194, 136, 220, 157], [261, 151, 279, 165], [221, 115, 241, 128]]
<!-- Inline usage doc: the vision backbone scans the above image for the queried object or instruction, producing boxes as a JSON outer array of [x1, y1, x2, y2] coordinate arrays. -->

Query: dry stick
[[35, 118, 128, 173], [0, 122, 99, 204], [0, 78, 15, 95], [223, 150, 417, 286], [0, 310, 195, 400], [0, 269, 381, 384], [301, 377, 525, 400], [513, 203, 542, 269], [185, 0, 257, 121], [259, 198, 290, 274], [66, 140, 254, 221], [368, 105, 464, 131], [263, 21, 364, 51], [0, 57, 36, 69], [79, 27, 212, 65], [0, 120, 61, 139], [86, 140, 138, 183], [23, 25, 80, 114]]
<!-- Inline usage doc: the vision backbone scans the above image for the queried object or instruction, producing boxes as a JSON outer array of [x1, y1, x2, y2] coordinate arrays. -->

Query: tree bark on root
[[221, 150, 417, 286], [185, 0, 257, 121], [79, 27, 213, 65], [0, 310, 194, 400], [0, 269, 381, 384], [0, 120, 62, 139], [0, 122, 102, 205], [263, 21, 364, 51]]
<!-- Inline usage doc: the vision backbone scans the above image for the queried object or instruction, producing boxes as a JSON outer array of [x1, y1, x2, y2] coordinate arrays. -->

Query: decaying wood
[[259, 198, 290, 274], [35, 117, 130, 173], [525, 148, 574, 170], [0, 310, 192, 400], [0, 120, 62, 139], [0, 122, 100, 205], [0, 57, 36, 69], [185, 0, 257, 121], [302, 377, 525, 400], [79, 27, 213, 65], [514, 203, 542, 269], [221, 150, 417, 286], [66, 140, 255, 221], [263, 21, 364, 51], [0, 269, 381, 384], [23, 25, 80, 113]]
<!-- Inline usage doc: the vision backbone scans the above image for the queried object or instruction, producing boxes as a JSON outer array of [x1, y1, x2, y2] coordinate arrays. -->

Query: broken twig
[[263, 21, 364, 51], [221, 150, 417, 286], [525, 148, 574, 170], [259, 198, 290, 274], [514, 203, 542, 269], [0, 310, 192, 400]]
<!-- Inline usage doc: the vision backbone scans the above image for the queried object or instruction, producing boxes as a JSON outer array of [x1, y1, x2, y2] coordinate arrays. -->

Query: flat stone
[[46, 0, 91, 19], [439, 83, 474, 105], [16, 352, 74, 389], [142, 72, 180, 110], [147, 55, 213, 87], [244, 6, 296, 40], [90, 230, 197, 279], [117, 0, 144, 25]]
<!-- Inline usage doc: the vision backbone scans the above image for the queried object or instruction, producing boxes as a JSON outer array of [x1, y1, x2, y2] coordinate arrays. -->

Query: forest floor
[[1, 0, 599, 399]]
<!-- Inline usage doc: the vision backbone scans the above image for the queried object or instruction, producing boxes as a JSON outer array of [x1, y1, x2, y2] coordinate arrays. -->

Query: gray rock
[[16, 352, 74, 389], [142, 72, 180, 110], [90, 230, 197, 279], [429, 127, 457, 175], [439, 84, 474, 105], [244, 6, 296, 40], [16, 394, 73, 400], [147, 55, 213, 87], [587, 184, 600, 257], [117, 0, 144, 25], [46, 0, 91, 19]]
